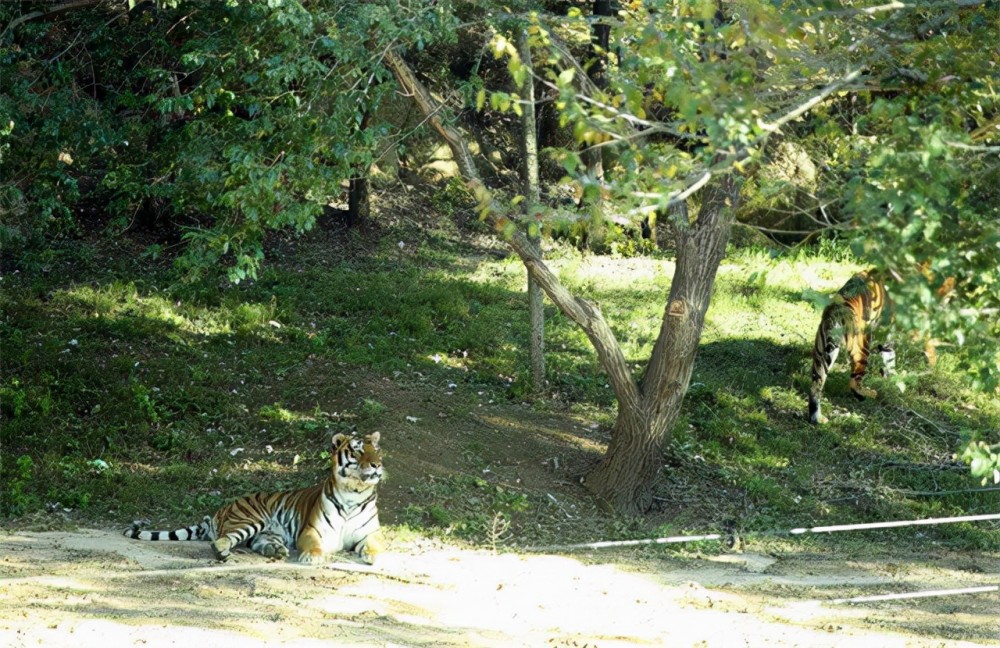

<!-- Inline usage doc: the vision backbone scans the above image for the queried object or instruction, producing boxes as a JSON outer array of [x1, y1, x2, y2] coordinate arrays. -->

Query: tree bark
[[347, 176, 370, 228], [518, 30, 546, 393], [383, 49, 482, 183]]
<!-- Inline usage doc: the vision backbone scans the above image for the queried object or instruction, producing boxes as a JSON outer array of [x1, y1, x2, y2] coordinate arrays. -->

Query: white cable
[[789, 513, 1000, 535], [830, 585, 999, 604], [529, 512, 1000, 552]]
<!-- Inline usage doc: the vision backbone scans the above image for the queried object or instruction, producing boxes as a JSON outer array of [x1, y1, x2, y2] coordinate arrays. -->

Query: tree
[[386, 0, 998, 510], [381, 1, 818, 512]]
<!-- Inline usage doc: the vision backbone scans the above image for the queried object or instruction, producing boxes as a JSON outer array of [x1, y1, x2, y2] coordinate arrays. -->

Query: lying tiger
[[808, 270, 896, 424], [124, 432, 384, 564]]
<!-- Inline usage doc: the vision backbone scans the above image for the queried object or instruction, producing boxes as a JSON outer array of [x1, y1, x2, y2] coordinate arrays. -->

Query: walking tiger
[[124, 432, 384, 564], [808, 270, 895, 424]]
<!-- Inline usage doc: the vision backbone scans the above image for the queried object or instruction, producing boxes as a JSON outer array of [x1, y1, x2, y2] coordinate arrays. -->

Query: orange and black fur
[[809, 270, 895, 424], [124, 432, 384, 564]]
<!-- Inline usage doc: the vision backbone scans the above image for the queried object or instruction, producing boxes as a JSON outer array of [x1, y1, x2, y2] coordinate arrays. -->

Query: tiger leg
[[924, 338, 938, 367], [878, 342, 896, 377], [296, 526, 325, 564], [848, 333, 877, 401], [355, 530, 384, 565], [211, 536, 236, 562], [211, 521, 264, 562], [809, 338, 840, 424]]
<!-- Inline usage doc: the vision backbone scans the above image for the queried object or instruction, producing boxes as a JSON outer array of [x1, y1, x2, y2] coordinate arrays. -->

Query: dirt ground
[[2, 527, 998, 647]]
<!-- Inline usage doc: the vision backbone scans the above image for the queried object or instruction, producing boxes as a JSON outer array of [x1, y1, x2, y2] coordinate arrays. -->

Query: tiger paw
[[211, 537, 234, 562], [359, 544, 378, 565], [358, 534, 383, 565], [298, 549, 325, 564], [260, 543, 289, 559]]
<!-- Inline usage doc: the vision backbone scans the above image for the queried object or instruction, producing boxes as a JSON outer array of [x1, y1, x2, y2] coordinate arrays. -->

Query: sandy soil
[[1, 528, 998, 647]]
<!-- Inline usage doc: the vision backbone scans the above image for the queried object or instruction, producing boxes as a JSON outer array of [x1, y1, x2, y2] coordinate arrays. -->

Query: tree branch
[[626, 68, 867, 218], [760, 69, 864, 133], [945, 141, 1000, 153], [383, 48, 481, 182]]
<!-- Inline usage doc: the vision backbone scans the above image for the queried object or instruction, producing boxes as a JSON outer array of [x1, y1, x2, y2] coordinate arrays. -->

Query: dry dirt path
[[1, 528, 997, 647]]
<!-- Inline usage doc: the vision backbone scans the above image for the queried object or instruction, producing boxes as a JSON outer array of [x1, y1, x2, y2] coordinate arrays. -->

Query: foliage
[[0, 0, 456, 281], [1, 455, 38, 517], [961, 438, 1000, 486]]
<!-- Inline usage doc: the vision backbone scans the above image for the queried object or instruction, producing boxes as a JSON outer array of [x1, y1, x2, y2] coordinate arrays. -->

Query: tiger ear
[[367, 431, 381, 447], [331, 433, 348, 449]]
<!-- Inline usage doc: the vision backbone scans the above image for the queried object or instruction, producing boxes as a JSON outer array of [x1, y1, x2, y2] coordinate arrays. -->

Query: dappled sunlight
[[547, 256, 676, 292], [5, 228, 997, 646], [474, 412, 607, 456], [50, 282, 282, 339], [472, 252, 675, 294], [717, 256, 855, 295]]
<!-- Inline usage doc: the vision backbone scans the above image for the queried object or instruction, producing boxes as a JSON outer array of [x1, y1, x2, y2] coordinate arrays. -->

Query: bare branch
[[1, 0, 103, 39], [760, 69, 864, 133], [789, 0, 987, 24]]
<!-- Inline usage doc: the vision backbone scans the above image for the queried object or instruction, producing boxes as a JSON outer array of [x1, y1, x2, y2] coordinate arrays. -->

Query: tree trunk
[[518, 30, 545, 393], [585, 175, 740, 514], [347, 176, 370, 228], [347, 109, 372, 228]]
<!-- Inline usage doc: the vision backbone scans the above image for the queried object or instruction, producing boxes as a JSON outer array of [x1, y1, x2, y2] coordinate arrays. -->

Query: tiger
[[808, 270, 896, 424], [124, 432, 384, 564]]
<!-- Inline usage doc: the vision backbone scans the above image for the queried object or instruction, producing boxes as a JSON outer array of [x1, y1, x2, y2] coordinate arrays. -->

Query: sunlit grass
[[49, 282, 280, 337]]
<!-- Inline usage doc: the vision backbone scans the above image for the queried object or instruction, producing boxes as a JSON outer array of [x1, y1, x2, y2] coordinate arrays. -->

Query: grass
[[1, 217, 997, 555]]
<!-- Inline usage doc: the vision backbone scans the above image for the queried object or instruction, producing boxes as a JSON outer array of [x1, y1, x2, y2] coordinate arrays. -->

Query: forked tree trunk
[[383, 47, 741, 516], [585, 176, 740, 513]]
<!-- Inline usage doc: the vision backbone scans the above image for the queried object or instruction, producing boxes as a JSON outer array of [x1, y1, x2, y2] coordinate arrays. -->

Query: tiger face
[[332, 432, 383, 489]]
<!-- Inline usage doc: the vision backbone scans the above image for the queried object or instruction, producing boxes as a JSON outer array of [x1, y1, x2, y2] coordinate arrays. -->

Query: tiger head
[[331, 432, 383, 489]]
